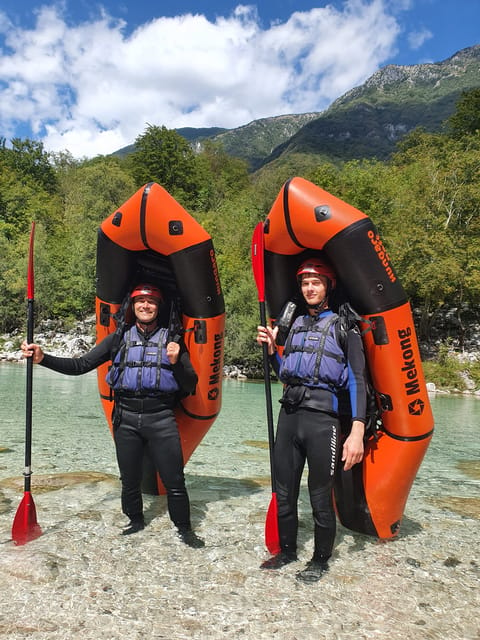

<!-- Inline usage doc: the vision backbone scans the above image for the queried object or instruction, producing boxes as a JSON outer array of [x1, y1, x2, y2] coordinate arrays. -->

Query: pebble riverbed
[[0, 462, 479, 640]]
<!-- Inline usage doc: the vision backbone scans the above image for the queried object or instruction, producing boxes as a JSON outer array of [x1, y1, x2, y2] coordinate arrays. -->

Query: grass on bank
[[423, 342, 480, 392]]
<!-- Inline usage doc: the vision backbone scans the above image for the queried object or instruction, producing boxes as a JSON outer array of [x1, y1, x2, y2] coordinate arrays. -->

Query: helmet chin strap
[[307, 297, 328, 314], [136, 318, 158, 332]]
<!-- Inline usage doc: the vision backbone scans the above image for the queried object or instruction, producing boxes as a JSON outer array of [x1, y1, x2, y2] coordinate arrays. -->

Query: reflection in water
[[0, 364, 479, 639]]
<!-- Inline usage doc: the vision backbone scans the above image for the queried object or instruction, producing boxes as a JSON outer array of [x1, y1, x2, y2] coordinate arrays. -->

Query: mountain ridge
[[260, 44, 480, 167], [113, 44, 480, 169]]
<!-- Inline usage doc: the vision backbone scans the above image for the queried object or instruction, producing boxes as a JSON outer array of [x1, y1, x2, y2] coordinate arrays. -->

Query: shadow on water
[[1, 470, 267, 538], [293, 487, 424, 556], [145, 473, 266, 528], [335, 515, 423, 555], [186, 474, 266, 493]]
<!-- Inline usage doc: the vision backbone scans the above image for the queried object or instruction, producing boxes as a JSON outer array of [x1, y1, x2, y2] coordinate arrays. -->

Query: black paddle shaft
[[259, 299, 276, 492], [24, 297, 34, 492]]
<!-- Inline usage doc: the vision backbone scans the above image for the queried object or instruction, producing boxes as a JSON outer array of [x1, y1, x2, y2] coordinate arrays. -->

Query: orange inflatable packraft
[[95, 182, 225, 493], [261, 177, 434, 538]]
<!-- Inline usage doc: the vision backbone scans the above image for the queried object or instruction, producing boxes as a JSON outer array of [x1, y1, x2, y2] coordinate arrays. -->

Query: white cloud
[[407, 28, 433, 51], [0, 1, 401, 157]]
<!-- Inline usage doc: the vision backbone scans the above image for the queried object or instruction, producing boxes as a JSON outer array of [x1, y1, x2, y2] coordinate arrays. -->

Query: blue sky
[[0, 0, 478, 158]]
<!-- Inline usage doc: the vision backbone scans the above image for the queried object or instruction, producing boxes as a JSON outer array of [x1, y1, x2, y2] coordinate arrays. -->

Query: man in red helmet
[[22, 283, 204, 547], [256, 256, 367, 582]]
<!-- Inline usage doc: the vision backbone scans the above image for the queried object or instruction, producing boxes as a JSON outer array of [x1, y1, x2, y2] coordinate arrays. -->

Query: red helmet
[[296, 258, 336, 289], [130, 283, 163, 302]]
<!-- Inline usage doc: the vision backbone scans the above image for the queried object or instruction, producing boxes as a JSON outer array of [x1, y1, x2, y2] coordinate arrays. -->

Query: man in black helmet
[[22, 283, 204, 547], [256, 258, 367, 582]]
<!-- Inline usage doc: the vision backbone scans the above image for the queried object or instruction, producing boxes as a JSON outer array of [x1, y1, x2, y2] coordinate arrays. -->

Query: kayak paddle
[[11, 222, 42, 545], [251, 222, 280, 555]]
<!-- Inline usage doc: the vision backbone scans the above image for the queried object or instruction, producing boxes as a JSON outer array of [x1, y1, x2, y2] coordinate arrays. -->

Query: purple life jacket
[[106, 326, 179, 395], [279, 313, 348, 390]]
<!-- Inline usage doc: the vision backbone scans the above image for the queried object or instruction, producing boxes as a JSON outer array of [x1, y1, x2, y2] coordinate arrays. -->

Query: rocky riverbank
[[1, 316, 479, 395], [0, 317, 97, 362]]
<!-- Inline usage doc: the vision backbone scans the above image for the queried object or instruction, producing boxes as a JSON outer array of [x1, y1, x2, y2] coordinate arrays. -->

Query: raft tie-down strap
[[283, 179, 304, 249], [381, 427, 434, 442], [140, 183, 153, 250], [180, 405, 220, 421]]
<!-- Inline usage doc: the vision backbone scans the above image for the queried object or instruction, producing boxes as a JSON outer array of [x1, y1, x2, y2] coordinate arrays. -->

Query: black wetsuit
[[40, 329, 197, 528], [270, 310, 367, 561]]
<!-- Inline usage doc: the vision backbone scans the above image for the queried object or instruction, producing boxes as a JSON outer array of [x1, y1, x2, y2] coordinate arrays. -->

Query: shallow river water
[[0, 363, 479, 640]]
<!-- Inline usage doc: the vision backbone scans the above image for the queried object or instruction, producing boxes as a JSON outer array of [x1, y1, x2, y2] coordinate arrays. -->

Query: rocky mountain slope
[[112, 45, 479, 170], [211, 112, 320, 170], [261, 45, 480, 167]]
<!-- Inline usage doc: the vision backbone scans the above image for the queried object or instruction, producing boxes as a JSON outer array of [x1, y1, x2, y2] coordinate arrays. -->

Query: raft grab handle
[[99, 303, 111, 328], [370, 316, 389, 345], [184, 320, 207, 344]]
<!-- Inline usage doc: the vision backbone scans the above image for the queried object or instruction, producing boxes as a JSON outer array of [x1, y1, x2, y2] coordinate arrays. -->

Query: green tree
[[200, 185, 264, 368], [127, 125, 199, 208], [0, 157, 62, 331], [379, 131, 480, 343], [0, 231, 31, 332], [447, 88, 480, 138], [43, 156, 137, 320], [194, 140, 250, 212], [306, 162, 342, 196], [1, 138, 58, 195]]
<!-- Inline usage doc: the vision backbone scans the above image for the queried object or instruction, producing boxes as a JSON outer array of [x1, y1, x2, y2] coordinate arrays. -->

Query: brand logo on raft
[[208, 387, 219, 401], [208, 332, 224, 400], [398, 327, 421, 397], [367, 230, 396, 283], [210, 249, 222, 296], [408, 398, 425, 416]]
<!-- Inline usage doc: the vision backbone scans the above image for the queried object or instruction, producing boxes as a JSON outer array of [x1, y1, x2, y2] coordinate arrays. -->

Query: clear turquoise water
[[1, 362, 478, 488]]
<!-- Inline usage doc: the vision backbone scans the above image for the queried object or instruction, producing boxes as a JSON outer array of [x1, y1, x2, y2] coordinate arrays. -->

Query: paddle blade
[[251, 222, 265, 303], [265, 493, 281, 555], [27, 222, 35, 301], [11, 492, 42, 546]]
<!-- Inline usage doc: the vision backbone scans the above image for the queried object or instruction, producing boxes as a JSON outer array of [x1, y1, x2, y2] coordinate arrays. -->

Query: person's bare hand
[[21, 340, 44, 364]]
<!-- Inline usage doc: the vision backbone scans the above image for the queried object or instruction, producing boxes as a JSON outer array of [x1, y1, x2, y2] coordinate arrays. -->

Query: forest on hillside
[[1, 89, 479, 371]]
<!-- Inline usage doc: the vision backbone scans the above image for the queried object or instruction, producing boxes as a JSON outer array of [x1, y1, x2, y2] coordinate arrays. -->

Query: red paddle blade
[[265, 493, 281, 554], [251, 222, 265, 302], [27, 222, 35, 300], [11, 492, 42, 546]]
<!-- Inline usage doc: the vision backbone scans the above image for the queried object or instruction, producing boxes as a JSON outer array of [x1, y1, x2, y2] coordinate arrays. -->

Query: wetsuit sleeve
[[345, 328, 367, 423], [39, 334, 114, 375], [269, 351, 282, 377], [171, 341, 198, 395]]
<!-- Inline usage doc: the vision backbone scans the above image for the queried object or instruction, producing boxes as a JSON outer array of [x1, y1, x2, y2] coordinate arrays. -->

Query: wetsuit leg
[[274, 408, 306, 555], [301, 411, 340, 560], [142, 408, 191, 529], [113, 409, 145, 519]]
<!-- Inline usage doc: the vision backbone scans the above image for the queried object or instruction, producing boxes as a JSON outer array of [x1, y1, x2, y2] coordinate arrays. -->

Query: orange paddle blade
[[265, 493, 281, 555], [12, 492, 42, 546]]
